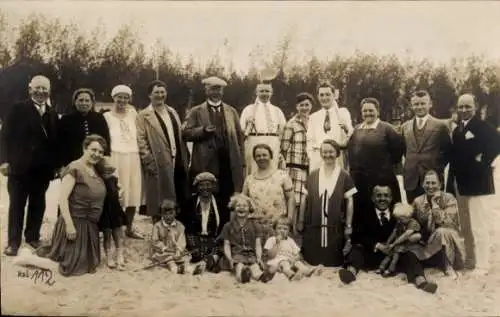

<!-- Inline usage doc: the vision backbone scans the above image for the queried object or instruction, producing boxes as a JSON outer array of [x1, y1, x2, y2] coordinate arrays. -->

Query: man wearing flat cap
[[182, 76, 245, 228], [0, 75, 59, 256], [240, 79, 286, 175]]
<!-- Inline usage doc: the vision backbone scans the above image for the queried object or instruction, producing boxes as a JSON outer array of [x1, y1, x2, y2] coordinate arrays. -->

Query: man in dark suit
[[448, 93, 500, 276], [182, 76, 245, 228], [339, 185, 438, 294], [0, 75, 59, 256], [401, 90, 451, 202]]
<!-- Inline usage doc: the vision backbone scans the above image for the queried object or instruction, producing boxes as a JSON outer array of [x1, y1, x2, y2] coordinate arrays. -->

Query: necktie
[[380, 211, 389, 226], [417, 118, 424, 130], [263, 104, 274, 133], [35, 103, 45, 116], [323, 110, 331, 133], [459, 121, 465, 132]]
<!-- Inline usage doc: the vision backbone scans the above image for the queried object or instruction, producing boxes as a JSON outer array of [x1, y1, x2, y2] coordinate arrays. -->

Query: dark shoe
[[259, 270, 275, 283], [417, 281, 438, 294], [193, 264, 204, 275], [206, 255, 216, 271], [339, 268, 357, 285], [211, 260, 222, 274], [4, 246, 18, 256], [382, 270, 397, 278], [241, 267, 252, 284], [27, 240, 42, 250], [375, 268, 383, 275]]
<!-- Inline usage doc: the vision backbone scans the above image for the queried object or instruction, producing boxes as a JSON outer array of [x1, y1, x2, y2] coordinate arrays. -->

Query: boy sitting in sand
[[221, 194, 275, 284], [264, 216, 322, 281], [375, 203, 422, 277], [150, 199, 204, 275]]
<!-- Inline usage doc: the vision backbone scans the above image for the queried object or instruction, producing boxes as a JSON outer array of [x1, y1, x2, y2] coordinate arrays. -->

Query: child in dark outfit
[[221, 194, 274, 283]]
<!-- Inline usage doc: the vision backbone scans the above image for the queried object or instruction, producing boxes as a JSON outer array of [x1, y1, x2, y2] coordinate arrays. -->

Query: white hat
[[111, 85, 133, 97], [29, 75, 50, 89], [202, 76, 227, 87]]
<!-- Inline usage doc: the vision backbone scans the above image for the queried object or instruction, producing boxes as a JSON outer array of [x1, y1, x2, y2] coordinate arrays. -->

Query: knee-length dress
[[103, 107, 144, 208], [42, 160, 106, 276], [302, 166, 357, 267]]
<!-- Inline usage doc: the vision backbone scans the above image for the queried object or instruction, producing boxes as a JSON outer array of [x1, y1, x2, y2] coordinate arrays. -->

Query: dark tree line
[[1, 13, 499, 126]]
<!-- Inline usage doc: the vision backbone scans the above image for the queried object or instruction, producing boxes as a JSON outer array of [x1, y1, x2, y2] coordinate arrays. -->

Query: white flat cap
[[111, 85, 133, 97], [202, 76, 227, 87]]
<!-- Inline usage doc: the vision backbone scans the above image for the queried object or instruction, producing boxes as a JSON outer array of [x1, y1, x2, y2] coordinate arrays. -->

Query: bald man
[[0, 75, 60, 256], [240, 82, 286, 175], [448, 93, 500, 276]]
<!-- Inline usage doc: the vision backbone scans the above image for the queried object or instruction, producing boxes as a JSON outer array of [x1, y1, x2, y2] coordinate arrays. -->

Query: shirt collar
[[415, 114, 430, 125], [376, 208, 390, 218], [462, 118, 472, 127], [362, 119, 380, 129], [32, 98, 46, 108], [161, 219, 177, 228], [207, 100, 222, 107]]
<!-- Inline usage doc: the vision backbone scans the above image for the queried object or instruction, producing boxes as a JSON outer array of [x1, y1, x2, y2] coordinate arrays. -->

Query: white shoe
[[469, 269, 488, 276]]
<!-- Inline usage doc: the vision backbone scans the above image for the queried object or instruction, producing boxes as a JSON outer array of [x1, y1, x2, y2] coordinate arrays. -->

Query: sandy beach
[[1, 176, 500, 317]]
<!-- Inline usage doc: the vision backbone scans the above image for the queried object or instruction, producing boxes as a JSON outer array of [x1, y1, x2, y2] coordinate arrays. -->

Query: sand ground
[[1, 175, 500, 317]]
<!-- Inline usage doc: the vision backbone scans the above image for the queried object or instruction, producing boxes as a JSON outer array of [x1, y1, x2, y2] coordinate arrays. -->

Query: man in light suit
[[401, 90, 451, 203], [448, 93, 500, 276], [182, 76, 245, 228], [0, 75, 59, 256], [306, 81, 353, 171], [240, 80, 286, 175]]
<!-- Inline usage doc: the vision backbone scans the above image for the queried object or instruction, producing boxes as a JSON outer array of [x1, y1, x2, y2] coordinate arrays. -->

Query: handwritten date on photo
[[17, 268, 56, 286]]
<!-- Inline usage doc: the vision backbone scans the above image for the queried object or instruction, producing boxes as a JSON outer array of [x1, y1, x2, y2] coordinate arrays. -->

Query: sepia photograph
[[0, 1, 499, 316]]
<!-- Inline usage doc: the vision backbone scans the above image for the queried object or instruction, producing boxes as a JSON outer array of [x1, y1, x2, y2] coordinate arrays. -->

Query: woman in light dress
[[103, 85, 145, 240]]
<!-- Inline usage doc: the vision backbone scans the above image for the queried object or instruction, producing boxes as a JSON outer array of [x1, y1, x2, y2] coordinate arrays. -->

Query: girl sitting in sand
[[264, 216, 322, 281], [150, 199, 204, 275], [375, 203, 422, 277], [221, 194, 275, 283]]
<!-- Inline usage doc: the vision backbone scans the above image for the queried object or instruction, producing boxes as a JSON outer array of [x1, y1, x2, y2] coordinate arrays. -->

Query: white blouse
[[104, 106, 139, 153]]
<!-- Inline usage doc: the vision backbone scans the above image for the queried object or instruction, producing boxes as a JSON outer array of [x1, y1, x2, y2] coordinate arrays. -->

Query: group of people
[[1, 74, 499, 294]]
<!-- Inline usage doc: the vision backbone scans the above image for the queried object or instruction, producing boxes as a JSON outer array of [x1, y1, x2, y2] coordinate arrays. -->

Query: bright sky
[[2, 1, 500, 72]]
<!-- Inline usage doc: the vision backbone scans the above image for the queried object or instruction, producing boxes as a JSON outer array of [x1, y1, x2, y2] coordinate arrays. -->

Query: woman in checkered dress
[[280, 93, 313, 233], [184, 172, 224, 273]]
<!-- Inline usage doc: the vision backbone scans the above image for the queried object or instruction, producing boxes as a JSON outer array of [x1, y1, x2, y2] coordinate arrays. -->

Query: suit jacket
[[449, 116, 500, 196], [183, 195, 225, 236], [136, 105, 190, 215], [0, 100, 59, 178], [401, 116, 451, 191], [352, 207, 396, 253], [182, 102, 245, 192]]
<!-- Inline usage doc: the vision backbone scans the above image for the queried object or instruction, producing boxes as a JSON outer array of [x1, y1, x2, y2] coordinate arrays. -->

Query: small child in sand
[[375, 203, 422, 277], [264, 216, 322, 281], [150, 199, 203, 275], [222, 194, 275, 284]]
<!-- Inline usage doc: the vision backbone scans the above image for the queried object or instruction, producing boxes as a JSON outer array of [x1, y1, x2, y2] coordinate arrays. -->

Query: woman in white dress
[[104, 85, 144, 239]]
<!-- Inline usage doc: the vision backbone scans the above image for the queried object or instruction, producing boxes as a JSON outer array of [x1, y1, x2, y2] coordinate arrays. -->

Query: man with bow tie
[[306, 81, 353, 171], [0, 75, 59, 256], [182, 76, 245, 228], [447, 93, 500, 276], [401, 90, 452, 203], [240, 81, 286, 175], [339, 185, 438, 294]]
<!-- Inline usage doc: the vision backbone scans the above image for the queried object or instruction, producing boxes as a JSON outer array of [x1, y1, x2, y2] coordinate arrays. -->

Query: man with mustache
[[0, 75, 59, 256], [240, 80, 286, 175], [182, 76, 245, 228], [136, 80, 191, 224], [447, 93, 500, 276]]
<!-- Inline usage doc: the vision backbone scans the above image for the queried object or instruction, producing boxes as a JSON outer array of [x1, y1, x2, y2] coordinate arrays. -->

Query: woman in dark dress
[[348, 97, 405, 215], [302, 139, 357, 267], [57, 88, 111, 168]]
